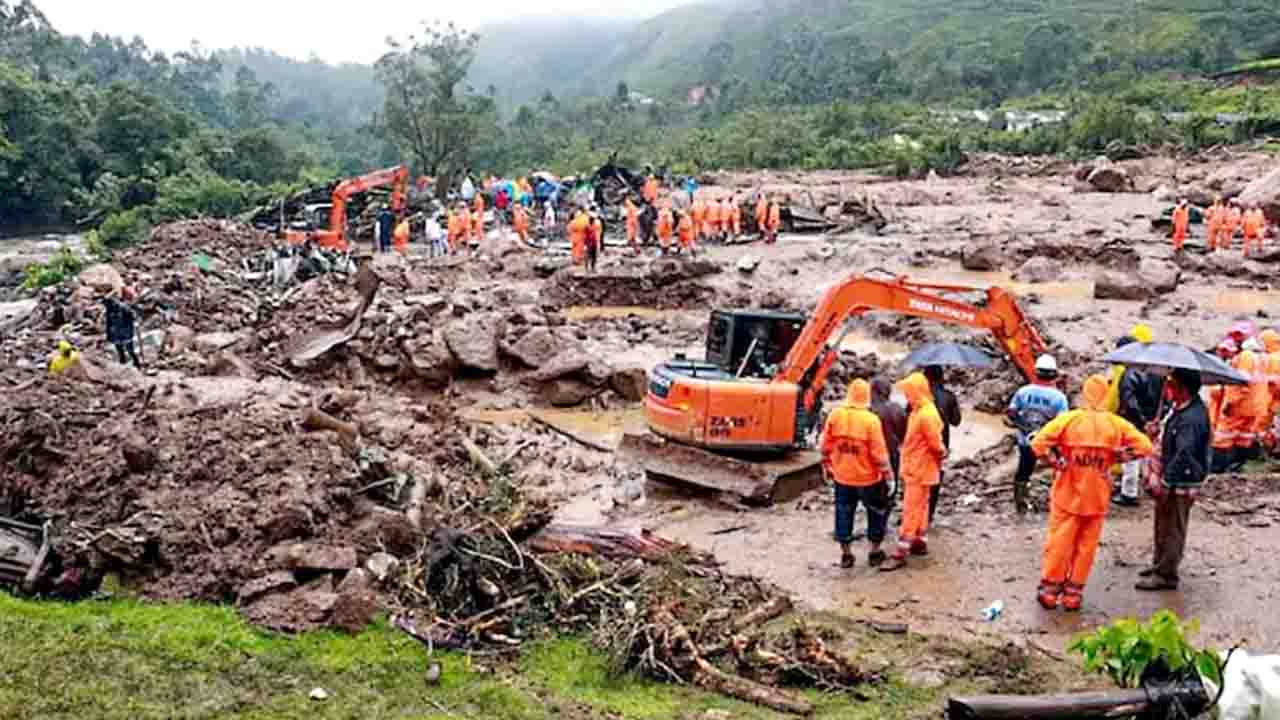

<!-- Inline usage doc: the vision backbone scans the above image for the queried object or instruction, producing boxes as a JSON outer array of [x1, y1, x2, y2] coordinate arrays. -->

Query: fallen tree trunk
[[530, 524, 684, 560], [947, 678, 1210, 720]]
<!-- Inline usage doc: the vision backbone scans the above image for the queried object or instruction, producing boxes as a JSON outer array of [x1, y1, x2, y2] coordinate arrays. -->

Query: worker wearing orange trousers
[[1223, 201, 1242, 251], [1259, 330, 1280, 449], [624, 198, 640, 254], [512, 204, 530, 245], [822, 379, 892, 569], [765, 201, 782, 244], [881, 372, 945, 572], [393, 218, 410, 256], [1206, 198, 1224, 251], [705, 198, 722, 241], [1032, 375, 1153, 611], [568, 210, 590, 265], [1228, 349, 1266, 453], [690, 196, 707, 242], [1243, 204, 1266, 257], [1171, 199, 1190, 253], [642, 176, 659, 206], [677, 211, 696, 256], [656, 205, 674, 253], [1209, 339, 1240, 468], [755, 195, 768, 237], [729, 197, 742, 239]]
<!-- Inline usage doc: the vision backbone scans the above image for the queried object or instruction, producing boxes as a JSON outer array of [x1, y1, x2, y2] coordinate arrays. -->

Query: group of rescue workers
[[427, 172, 785, 270], [1169, 195, 1270, 255], [817, 316, 1280, 612]]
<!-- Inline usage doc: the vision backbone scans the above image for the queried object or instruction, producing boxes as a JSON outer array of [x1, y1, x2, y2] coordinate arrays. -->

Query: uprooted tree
[[374, 21, 495, 199]]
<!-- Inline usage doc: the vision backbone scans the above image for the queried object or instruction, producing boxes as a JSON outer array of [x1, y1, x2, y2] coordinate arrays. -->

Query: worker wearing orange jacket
[[1206, 198, 1224, 251], [472, 193, 486, 241], [643, 176, 659, 206], [568, 209, 590, 265], [393, 218, 410, 256], [1223, 200, 1243, 250], [1171, 199, 1190, 253], [821, 379, 892, 569], [755, 194, 768, 236], [728, 196, 742, 239], [690, 196, 707, 241], [1209, 339, 1240, 466], [881, 372, 946, 572], [1031, 375, 1153, 611], [656, 204, 674, 252], [1242, 339, 1273, 449], [765, 200, 782, 244], [676, 210, 696, 255], [624, 198, 640, 254], [709, 198, 725, 240], [1260, 329, 1280, 448], [448, 206, 469, 253], [1243, 203, 1266, 257], [512, 204, 530, 245]]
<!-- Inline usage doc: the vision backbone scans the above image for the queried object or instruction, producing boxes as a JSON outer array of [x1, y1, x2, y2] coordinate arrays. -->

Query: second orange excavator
[[619, 274, 1047, 502], [285, 165, 409, 251]]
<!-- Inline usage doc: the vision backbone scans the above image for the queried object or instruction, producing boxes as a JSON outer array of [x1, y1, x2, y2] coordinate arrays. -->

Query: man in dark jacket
[[923, 366, 962, 521], [1137, 368, 1210, 591], [870, 377, 907, 498], [102, 294, 141, 367], [376, 206, 395, 253]]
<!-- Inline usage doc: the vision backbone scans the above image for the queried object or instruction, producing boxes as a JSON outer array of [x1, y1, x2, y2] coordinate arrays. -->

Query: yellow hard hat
[[1130, 324, 1153, 344], [58, 340, 72, 353]]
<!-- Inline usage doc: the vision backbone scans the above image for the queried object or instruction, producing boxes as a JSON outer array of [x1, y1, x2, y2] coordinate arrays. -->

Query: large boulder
[[544, 379, 599, 407], [501, 327, 562, 369], [402, 332, 456, 385], [608, 366, 650, 402], [960, 242, 1003, 271], [443, 314, 501, 373], [1094, 261, 1180, 301], [79, 263, 124, 294], [1012, 257, 1062, 284], [1238, 165, 1280, 223], [1087, 164, 1134, 193]]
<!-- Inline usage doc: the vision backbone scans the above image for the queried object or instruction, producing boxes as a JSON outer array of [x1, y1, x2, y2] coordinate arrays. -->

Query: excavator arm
[[321, 165, 410, 250], [775, 275, 1046, 411]]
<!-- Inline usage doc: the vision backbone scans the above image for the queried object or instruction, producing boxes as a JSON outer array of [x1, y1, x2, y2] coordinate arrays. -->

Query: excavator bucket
[[617, 431, 823, 504]]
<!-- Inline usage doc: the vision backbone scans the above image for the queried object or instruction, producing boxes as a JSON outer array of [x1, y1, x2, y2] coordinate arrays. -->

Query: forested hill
[[473, 0, 1280, 107]]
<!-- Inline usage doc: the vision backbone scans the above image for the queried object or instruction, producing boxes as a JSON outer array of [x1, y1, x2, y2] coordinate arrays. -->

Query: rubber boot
[[910, 538, 929, 557], [1061, 584, 1084, 612], [1037, 583, 1061, 610]]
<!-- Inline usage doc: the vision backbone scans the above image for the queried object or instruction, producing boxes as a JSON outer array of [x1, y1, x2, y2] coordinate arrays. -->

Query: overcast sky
[[35, 0, 697, 65]]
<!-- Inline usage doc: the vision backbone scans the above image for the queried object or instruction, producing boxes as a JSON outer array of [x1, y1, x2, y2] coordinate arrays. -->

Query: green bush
[[1068, 610, 1221, 689], [98, 208, 152, 248], [21, 246, 86, 290]]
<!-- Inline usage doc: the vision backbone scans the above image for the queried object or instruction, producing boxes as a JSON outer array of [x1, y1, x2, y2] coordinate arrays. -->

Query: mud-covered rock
[[79, 263, 124, 294], [238, 571, 298, 604], [1013, 257, 1063, 284], [544, 379, 598, 407], [351, 509, 418, 558], [502, 327, 561, 369], [403, 332, 456, 385], [1094, 260, 1180, 301], [285, 544, 358, 572], [121, 433, 157, 474], [961, 242, 1003, 271], [365, 552, 400, 583], [528, 351, 589, 383], [608, 366, 649, 402], [444, 314, 501, 373], [1087, 164, 1133, 193], [1239, 165, 1280, 223], [331, 568, 380, 633]]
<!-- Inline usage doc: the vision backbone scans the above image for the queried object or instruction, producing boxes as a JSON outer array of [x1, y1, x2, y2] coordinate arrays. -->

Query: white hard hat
[[1035, 354, 1058, 374]]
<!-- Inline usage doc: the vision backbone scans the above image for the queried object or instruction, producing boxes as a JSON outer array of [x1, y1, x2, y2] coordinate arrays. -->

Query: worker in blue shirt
[[1008, 354, 1069, 513]]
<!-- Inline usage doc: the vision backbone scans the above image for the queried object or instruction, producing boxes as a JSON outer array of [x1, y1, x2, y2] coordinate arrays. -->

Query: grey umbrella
[[1102, 342, 1248, 386], [900, 342, 995, 370]]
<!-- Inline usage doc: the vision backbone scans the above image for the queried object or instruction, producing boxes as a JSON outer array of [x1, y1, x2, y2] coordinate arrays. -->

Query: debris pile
[[543, 258, 721, 308]]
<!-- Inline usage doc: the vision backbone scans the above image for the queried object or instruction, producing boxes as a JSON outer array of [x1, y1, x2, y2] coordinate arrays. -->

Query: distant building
[[1003, 110, 1069, 132], [687, 85, 721, 106]]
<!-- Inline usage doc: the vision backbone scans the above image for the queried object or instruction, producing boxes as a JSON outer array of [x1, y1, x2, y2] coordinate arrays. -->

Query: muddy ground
[[4, 148, 1280, 660]]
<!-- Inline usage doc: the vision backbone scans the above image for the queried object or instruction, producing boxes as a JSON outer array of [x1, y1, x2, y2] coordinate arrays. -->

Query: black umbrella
[[900, 342, 995, 370], [1102, 342, 1248, 386]]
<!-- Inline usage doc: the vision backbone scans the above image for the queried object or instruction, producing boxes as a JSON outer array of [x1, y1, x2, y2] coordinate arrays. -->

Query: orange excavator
[[619, 274, 1046, 502], [285, 165, 409, 251]]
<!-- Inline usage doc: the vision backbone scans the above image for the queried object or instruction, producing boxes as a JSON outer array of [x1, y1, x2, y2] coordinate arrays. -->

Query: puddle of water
[[950, 411, 1012, 461], [840, 331, 909, 358], [921, 270, 1094, 301], [458, 408, 530, 425], [563, 306, 675, 322], [1215, 290, 1280, 314]]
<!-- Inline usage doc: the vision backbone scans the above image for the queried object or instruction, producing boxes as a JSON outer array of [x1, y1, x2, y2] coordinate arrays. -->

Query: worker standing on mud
[[1243, 202, 1266, 258], [821, 379, 892, 569], [1032, 375, 1152, 611], [1209, 338, 1241, 472], [765, 198, 782, 244], [871, 377, 908, 499], [643, 173, 659, 206], [1171, 198, 1190, 253], [426, 213, 447, 257], [922, 366, 962, 523], [625, 197, 640, 255], [102, 292, 142, 368], [691, 194, 707, 244], [1259, 329, 1280, 450], [755, 194, 768, 239], [48, 339, 81, 376], [881, 372, 946, 572], [512, 203, 530, 246], [1206, 197, 1224, 251], [569, 208, 590, 266], [1138, 368, 1210, 592], [728, 195, 743, 241], [656, 203, 674, 254], [472, 193, 486, 243], [393, 216, 410, 256], [377, 205, 394, 254], [676, 209, 696, 256], [1224, 199, 1243, 250], [588, 210, 604, 272], [1009, 355, 1069, 514]]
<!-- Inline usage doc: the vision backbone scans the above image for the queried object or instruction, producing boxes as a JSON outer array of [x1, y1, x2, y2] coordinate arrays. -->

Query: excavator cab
[[705, 310, 805, 379]]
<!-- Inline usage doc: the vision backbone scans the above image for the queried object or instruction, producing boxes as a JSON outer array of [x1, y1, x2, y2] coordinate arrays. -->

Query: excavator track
[[618, 431, 823, 504]]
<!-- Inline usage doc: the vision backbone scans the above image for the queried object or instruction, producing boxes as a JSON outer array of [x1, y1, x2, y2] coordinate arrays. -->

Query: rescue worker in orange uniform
[[393, 217, 410, 256], [1223, 200, 1242, 251], [586, 211, 603, 273], [821, 379, 892, 569], [450, 204, 471, 253], [676, 209, 696, 255], [1205, 197, 1224, 251], [728, 196, 742, 240], [1260, 329, 1280, 449], [643, 175, 659, 206], [1171, 198, 1190, 253], [705, 198, 721, 242], [1209, 338, 1240, 472], [624, 197, 640, 254], [690, 195, 707, 242], [568, 208, 590, 265], [765, 199, 782, 244], [755, 194, 768, 237], [512, 203, 530, 245], [472, 193, 486, 241], [656, 203, 674, 253], [1241, 338, 1271, 459], [1031, 375, 1153, 611], [1243, 202, 1266, 257], [881, 372, 946, 572]]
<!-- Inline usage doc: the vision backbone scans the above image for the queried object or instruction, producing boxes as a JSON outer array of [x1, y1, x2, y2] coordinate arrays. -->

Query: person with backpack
[[1008, 355, 1069, 514]]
